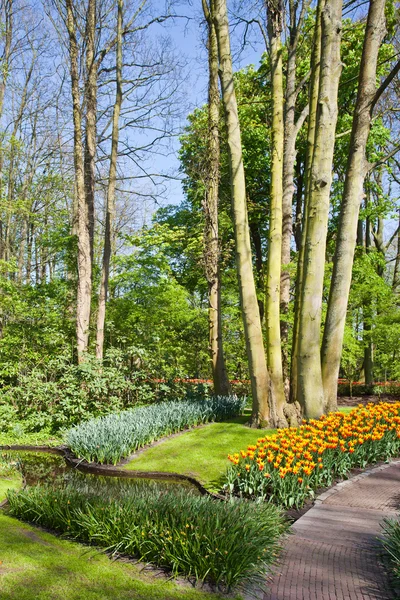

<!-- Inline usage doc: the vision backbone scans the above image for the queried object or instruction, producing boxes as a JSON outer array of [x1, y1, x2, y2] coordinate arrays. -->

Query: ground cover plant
[[6, 482, 286, 592], [225, 402, 400, 508], [66, 395, 246, 464], [381, 516, 400, 582], [124, 414, 275, 490]]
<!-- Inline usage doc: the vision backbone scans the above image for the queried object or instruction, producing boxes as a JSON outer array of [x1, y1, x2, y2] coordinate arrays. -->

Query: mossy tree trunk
[[296, 0, 343, 419], [265, 0, 287, 427], [201, 0, 231, 396], [321, 0, 387, 411], [212, 0, 271, 425]]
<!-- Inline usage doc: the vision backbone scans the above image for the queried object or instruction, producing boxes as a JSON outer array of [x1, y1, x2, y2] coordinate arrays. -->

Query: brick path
[[263, 461, 400, 600]]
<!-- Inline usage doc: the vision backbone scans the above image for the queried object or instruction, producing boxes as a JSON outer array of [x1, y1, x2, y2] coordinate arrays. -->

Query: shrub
[[224, 402, 400, 508], [0, 350, 223, 434], [381, 516, 400, 581], [6, 483, 286, 591], [66, 395, 246, 465]]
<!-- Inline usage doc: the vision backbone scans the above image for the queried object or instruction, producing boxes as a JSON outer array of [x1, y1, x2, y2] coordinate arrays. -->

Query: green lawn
[[123, 407, 358, 490], [124, 414, 275, 491], [0, 475, 234, 600]]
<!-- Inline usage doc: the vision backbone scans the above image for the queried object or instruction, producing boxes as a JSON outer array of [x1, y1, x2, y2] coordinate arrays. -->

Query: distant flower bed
[[225, 402, 400, 508], [66, 395, 246, 465], [6, 483, 286, 591]]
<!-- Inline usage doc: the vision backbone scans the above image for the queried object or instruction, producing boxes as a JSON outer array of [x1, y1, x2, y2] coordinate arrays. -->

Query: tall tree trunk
[[66, 0, 92, 361], [96, 0, 123, 361], [290, 0, 323, 404], [364, 212, 374, 384], [321, 0, 386, 411], [212, 0, 271, 425], [84, 0, 97, 262], [393, 210, 400, 291], [280, 0, 309, 401], [265, 0, 287, 427], [296, 0, 343, 419], [201, 0, 230, 395], [0, 0, 12, 263]]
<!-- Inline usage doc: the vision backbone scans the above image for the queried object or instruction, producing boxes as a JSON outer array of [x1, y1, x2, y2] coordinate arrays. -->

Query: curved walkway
[[264, 460, 400, 600]]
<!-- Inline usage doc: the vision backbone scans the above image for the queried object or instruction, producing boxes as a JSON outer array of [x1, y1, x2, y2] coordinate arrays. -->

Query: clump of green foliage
[[0, 349, 211, 435], [6, 483, 286, 591], [382, 516, 400, 581], [66, 395, 246, 464]]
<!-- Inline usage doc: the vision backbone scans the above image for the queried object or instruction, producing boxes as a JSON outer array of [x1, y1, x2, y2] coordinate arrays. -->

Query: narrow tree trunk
[[96, 0, 123, 361], [212, 0, 271, 425], [296, 0, 343, 419], [265, 0, 287, 427], [84, 0, 97, 262], [293, 159, 304, 251], [364, 212, 374, 384], [26, 223, 33, 283], [201, 0, 231, 395], [249, 221, 265, 322], [393, 210, 400, 291], [280, 0, 309, 401], [0, 0, 12, 261], [66, 0, 92, 361], [321, 0, 386, 412]]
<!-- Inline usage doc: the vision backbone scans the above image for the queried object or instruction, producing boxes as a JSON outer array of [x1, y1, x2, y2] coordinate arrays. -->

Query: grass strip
[[66, 396, 246, 465], [124, 416, 275, 491]]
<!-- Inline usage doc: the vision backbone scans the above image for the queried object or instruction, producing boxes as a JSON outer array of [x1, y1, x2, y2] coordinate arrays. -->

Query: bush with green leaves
[[6, 483, 286, 591], [66, 395, 246, 464], [0, 349, 214, 434], [381, 516, 400, 581]]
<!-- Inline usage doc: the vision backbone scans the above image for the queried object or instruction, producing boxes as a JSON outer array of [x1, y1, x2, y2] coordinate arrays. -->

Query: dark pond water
[[0, 450, 200, 497]]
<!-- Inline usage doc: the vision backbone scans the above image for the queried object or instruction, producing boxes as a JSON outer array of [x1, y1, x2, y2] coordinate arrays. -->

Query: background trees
[[0, 0, 398, 429]]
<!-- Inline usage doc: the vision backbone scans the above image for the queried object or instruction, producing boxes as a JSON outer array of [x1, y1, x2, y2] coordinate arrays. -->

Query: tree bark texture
[[321, 0, 386, 411], [201, 0, 231, 395], [212, 0, 271, 425], [66, 0, 92, 361], [96, 0, 123, 361], [280, 0, 309, 400], [296, 0, 343, 419], [84, 0, 97, 263], [265, 0, 287, 426], [290, 0, 323, 405]]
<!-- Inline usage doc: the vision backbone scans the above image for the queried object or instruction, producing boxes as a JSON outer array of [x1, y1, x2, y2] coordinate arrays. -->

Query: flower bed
[[66, 395, 246, 465], [225, 402, 400, 508]]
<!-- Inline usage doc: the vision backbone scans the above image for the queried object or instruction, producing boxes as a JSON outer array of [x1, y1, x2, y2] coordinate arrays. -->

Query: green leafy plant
[[66, 395, 246, 464], [6, 483, 286, 591], [381, 516, 400, 581]]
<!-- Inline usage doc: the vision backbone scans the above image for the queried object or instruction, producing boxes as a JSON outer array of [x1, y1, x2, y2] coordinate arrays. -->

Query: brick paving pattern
[[263, 462, 400, 600]]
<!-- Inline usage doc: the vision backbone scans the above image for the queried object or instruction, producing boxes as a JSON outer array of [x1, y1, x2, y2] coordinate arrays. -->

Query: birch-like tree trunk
[[201, 0, 230, 395], [66, 0, 92, 361], [321, 0, 387, 410], [96, 0, 123, 360], [296, 0, 343, 418], [265, 0, 287, 426], [212, 0, 271, 425]]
